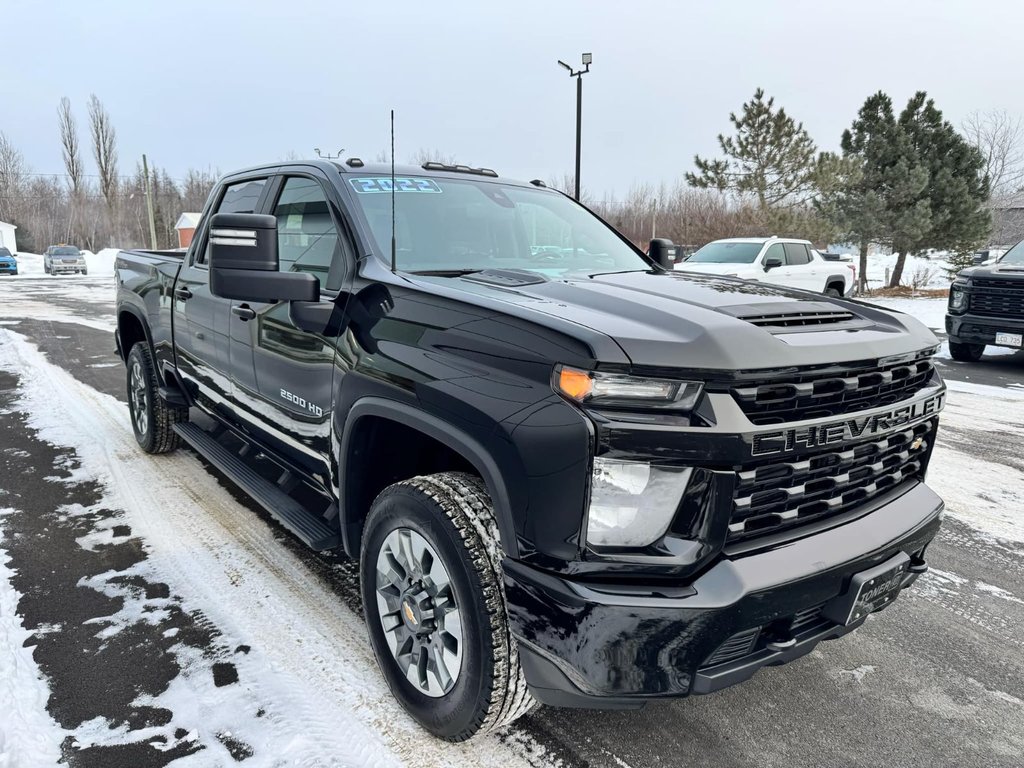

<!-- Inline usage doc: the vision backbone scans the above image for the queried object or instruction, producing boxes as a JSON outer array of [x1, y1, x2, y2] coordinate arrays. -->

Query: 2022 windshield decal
[[349, 177, 442, 194]]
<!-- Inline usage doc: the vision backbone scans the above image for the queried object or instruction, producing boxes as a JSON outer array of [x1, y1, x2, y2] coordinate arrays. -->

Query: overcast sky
[[3, 0, 1021, 199]]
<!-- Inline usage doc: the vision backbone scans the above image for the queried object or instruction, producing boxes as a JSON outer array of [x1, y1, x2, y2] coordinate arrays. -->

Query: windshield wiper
[[408, 268, 485, 277]]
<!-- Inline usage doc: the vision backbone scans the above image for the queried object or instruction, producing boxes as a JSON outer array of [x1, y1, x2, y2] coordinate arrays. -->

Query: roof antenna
[[390, 109, 397, 273]]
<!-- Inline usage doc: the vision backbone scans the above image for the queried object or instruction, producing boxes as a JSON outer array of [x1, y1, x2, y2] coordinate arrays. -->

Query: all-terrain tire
[[360, 472, 536, 741], [126, 342, 187, 454], [948, 340, 985, 362]]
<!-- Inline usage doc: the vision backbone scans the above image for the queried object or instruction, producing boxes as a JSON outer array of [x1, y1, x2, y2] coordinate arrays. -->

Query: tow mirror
[[649, 238, 678, 270], [763, 255, 783, 272], [208, 212, 319, 303]]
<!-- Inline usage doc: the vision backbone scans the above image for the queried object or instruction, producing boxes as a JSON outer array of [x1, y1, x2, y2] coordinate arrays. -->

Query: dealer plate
[[995, 332, 1023, 348], [822, 552, 910, 627]]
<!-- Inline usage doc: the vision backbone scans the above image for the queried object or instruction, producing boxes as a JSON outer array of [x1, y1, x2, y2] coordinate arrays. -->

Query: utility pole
[[557, 53, 592, 201], [142, 154, 158, 250]]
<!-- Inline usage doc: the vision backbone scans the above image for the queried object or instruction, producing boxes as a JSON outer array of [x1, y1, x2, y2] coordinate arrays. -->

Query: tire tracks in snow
[[0, 329, 563, 768]]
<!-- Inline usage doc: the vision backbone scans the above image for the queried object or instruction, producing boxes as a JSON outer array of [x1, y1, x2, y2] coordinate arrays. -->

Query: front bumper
[[946, 311, 1024, 347], [49, 264, 86, 273], [505, 481, 942, 708], [0, 264, 16, 274]]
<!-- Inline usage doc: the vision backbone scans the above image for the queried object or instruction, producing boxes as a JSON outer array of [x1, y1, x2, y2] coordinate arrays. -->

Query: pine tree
[[890, 93, 990, 285], [686, 88, 823, 210]]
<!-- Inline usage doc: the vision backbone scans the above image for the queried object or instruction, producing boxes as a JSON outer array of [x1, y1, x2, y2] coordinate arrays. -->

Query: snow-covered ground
[[4, 248, 119, 278], [827, 251, 953, 291]]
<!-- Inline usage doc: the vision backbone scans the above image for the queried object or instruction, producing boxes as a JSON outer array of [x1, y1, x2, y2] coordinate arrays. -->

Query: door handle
[[232, 305, 256, 321], [174, 287, 193, 301]]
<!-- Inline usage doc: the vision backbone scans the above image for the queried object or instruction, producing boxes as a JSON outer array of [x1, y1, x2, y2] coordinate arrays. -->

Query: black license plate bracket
[[822, 551, 911, 626]]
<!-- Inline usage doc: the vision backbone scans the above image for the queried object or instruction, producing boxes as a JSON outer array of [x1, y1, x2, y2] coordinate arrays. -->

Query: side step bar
[[174, 422, 339, 551]]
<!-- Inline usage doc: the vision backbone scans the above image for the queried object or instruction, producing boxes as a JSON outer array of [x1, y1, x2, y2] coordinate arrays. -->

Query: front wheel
[[948, 340, 985, 362], [126, 342, 187, 453], [360, 472, 535, 741]]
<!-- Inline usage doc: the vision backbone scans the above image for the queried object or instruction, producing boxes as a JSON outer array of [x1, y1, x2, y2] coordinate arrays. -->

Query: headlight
[[587, 458, 692, 548], [554, 366, 703, 411], [949, 283, 969, 312]]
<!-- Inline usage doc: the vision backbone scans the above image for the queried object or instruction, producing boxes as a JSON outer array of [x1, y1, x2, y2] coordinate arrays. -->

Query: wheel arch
[[338, 397, 519, 560], [824, 274, 848, 293]]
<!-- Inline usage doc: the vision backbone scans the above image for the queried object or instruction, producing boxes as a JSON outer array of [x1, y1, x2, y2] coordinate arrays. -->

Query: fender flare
[[116, 304, 158, 372], [338, 397, 520, 559], [824, 274, 848, 293]]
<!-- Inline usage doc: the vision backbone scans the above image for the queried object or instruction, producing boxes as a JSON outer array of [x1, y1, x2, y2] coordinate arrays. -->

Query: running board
[[173, 422, 339, 551]]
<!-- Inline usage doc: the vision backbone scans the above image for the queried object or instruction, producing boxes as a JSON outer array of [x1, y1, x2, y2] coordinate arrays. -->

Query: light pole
[[557, 52, 592, 201]]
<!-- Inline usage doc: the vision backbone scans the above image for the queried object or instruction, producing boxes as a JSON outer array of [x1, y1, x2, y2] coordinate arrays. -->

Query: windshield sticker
[[349, 177, 442, 194]]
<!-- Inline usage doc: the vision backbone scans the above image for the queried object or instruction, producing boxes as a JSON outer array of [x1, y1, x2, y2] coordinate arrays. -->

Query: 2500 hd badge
[[752, 393, 945, 456]]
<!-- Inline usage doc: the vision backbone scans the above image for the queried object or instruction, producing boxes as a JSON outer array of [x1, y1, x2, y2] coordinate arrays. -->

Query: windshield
[[687, 241, 763, 264], [1000, 241, 1024, 265], [348, 176, 649, 275], [0, 248, 10, 257], [52, 246, 80, 256]]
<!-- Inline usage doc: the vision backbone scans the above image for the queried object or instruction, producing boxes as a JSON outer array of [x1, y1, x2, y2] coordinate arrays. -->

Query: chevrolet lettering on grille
[[751, 392, 945, 456]]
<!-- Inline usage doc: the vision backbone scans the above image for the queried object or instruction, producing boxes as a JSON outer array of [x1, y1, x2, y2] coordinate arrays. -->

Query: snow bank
[[0, 518, 66, 768], [4, 248, 117, 278], [858, 296, 948, 332]]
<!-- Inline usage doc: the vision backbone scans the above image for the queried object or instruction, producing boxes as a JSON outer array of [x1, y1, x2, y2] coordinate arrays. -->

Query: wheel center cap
[[401, 598, 420, 628]]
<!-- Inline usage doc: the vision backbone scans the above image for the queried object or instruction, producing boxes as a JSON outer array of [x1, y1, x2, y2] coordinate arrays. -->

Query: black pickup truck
[[946, 239, 1024, 361], [116, 159, 946, 741]]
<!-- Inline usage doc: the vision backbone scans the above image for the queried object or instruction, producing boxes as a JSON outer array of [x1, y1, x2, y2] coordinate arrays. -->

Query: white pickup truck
[[676, 237, 856, 297]]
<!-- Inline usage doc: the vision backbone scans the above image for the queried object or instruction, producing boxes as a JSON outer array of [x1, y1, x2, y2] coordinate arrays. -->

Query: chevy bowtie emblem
[[911, 436, 924, 450], [403, 601, 417, 625]]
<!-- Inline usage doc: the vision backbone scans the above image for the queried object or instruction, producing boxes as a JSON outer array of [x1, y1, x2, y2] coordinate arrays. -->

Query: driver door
[[226, 172, 354, 483]]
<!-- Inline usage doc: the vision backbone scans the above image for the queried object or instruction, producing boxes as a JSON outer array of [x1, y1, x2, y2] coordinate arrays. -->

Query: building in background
[[0, 221, 18, 253], [174, 212, 202, 249]]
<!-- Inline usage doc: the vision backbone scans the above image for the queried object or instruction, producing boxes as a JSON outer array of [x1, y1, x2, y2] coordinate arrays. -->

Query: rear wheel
[[126, 342, 186, 453], [825, 284, 843, 298], [360, 472, 534, 741], [948, 340, 985, 362]]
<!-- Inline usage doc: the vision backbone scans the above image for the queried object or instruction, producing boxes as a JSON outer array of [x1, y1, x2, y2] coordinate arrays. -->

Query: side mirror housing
[[648, 238, 678, 270], [763, 255, 783, 272], [208, 212, 319, 303]]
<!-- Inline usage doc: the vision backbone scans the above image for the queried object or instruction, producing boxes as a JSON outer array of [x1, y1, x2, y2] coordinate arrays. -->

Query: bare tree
[[88, 94, 119, 209], [410, 148, 459, 166], [0, 132, 28, 223], [962, 109, 1024, 203], [58, 97, 83, 194]]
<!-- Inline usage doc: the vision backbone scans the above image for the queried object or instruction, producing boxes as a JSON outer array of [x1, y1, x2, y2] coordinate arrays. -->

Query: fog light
[[587, 458, 692, 548]]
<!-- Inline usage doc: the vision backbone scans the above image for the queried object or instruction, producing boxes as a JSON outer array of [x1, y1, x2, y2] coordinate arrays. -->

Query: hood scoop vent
[[461, 269, 549, 287], [722, 301, 863, 331]]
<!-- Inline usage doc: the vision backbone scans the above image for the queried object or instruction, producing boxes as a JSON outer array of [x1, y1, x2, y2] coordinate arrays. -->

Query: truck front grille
[[970, 278, 1024, 318], [728, 419, 935, 542], [731, 352, 935, 426]]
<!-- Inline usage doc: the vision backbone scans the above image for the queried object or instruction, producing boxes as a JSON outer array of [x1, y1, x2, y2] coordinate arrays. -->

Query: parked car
[[44, 245, 88, 275], [677, 237, 856, 296], [117, 160, 945, 740], [0, 247, 17, 276], [946, 239, 1024, 361]]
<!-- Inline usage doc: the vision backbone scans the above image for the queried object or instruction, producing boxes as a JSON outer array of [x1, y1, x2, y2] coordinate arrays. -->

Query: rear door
[[226, 171, 354, 482], [782, 241, 816, 291], [174, 177, 269, 408]]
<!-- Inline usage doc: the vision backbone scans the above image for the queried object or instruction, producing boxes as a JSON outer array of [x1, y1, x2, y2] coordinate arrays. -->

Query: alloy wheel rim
[[375, 527, 463, 698], [130, 360, 149, 436]]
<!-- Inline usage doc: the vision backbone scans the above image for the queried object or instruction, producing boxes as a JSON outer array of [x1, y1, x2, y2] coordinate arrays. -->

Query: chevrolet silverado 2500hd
[[115, 159, 946, 741], [946, 238, 1024, 360]]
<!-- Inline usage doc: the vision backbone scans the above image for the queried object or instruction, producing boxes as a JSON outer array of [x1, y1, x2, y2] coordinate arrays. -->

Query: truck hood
[[410, 269, 938, 371], [960, 262, 1024, 279]]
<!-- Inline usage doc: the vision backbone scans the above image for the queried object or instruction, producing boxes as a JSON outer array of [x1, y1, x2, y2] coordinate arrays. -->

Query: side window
[[763, 243, 786, 265], [196, 178, 267, 265], [784, 242, 811, 265], [272, 177, 340, 280]]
